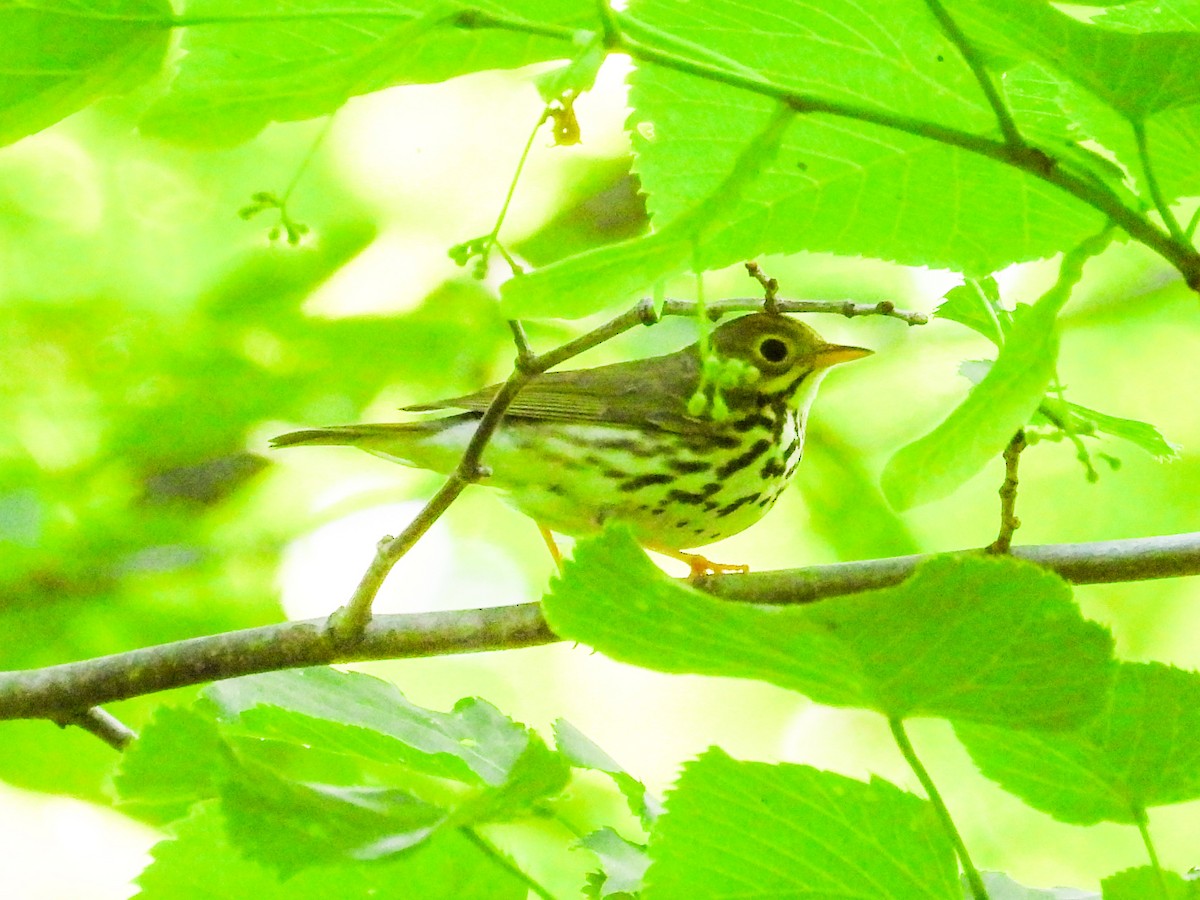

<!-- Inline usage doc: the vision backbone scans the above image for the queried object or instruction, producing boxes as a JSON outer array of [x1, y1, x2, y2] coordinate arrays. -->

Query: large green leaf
[[0, 0, 171, 147], [621, 0, 1103, 282], [206, 667, 533, 786], [114, 669, 572, 872], [956, 662, 1200, 825], [643, 749, 958, 899], [544, 528, 1114, 728], [881, 298, 1059, 510], [142, 0, 594, 146], [1097, 1, 1200, 31], [135, 803, 530, 899], [953, 0, 1200, 119]]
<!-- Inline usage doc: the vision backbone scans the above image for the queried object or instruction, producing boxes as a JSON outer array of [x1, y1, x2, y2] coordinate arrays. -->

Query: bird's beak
[[813, 343, 874, 369]]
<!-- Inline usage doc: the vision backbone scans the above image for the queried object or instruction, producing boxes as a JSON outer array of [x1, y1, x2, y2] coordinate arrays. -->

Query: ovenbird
[[272, 314, 870, 573]]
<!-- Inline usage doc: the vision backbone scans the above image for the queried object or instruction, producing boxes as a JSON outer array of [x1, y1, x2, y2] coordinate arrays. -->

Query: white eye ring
[[757, 336, 790, 363]]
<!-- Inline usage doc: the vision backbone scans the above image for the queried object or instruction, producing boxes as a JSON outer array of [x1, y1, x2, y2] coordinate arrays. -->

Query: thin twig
[[660, 297, 928, 325], [987, 430, 1026, 554], [744, 262, 781, 314], [5, 532, 1200, 720], [920, 0, 1022, 149], [55, 707, 137, 751]]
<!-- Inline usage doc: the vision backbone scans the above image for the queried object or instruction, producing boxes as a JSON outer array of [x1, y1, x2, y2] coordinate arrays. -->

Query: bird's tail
[[270, 420, 470, 472], [270, 424, 426, 449]]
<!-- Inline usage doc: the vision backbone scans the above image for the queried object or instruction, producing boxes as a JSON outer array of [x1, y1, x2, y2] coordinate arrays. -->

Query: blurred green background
[[2, 60, 1199, 898]]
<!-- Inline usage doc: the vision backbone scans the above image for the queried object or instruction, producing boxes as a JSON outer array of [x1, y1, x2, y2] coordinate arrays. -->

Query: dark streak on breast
[[587, 436, 660, 458], [716, 493, 758, 518], [667, 458, 711, 474], [715, 438, 771, 479], [619, 473, 675, 492]]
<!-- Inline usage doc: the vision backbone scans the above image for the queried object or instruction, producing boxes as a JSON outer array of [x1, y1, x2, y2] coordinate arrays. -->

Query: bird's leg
[[647, 545, 750, 580], [538, 524, 565, 572]]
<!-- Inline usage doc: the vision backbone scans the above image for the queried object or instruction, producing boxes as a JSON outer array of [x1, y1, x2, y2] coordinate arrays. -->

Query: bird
[[271, 313, 871, 575]]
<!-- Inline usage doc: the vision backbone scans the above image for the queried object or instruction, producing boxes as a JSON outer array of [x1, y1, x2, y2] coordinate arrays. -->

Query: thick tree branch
[[3, 533, 1199, 721]]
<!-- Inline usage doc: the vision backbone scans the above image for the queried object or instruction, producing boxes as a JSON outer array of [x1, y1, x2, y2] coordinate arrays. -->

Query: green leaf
[[503, 103, 793, 317], [959, 361, 1181, 462], [934, 277, 1010, 347], [953, 0, 1200, 119], [205, 667, 532, 785], [952, 0, 1200, 205], [555, 719, 661, 825], [956, 662, 1200, 825], [799, 421, 923, 562], [1096, 1, 1200, 32], [136, 803, 530, 899], [578, 828, 650, 897], [545, 528, 1114, 728], [0, 0, 171, 147], [642, 748, 958, 899], [446, 732, 571, 826], [223, 763, 448, 871], [111, 707, 235, 824], [221, 764, 444, 872], [143, 0, 594, 146], [881, 218, 1114, 512], [1102, 866, 1200, 900], [534, 35, 608, 101], [1034, 397, 1181, 461], [623, 0, 1104, 279], [206, 670, 570, 867], [882, 295, 1059, 510], [500, 230, 691, 318]]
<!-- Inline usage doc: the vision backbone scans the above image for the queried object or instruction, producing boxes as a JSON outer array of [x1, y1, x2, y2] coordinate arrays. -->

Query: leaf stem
[[1134, 809, 1172, 900], [919, 0, 1023, 148], [1184, 205, 1200, 242], [487, 108, 552, 273], [459, 826, 556, 900], [1132, 119, 1189, 246], [888, 718, 988, 900]]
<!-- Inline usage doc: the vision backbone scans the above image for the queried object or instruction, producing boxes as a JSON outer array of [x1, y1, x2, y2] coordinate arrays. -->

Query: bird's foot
[[649, 545, 750, 580]]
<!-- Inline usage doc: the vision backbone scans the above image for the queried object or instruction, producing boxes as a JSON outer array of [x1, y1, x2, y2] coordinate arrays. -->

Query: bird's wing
[[404, 347, 713, 433]]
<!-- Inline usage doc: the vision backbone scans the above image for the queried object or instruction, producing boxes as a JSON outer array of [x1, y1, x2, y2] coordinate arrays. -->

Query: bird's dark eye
[[757, 337, 790, 363]]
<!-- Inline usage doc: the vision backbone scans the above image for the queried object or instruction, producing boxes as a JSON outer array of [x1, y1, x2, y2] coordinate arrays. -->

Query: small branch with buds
[[988, 430, 1027, 554]]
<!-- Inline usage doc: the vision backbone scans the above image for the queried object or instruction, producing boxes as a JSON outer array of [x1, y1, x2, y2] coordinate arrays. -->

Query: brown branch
[[56, 707, 137, 751], [4, 533, 1200, 722], [661, 297, 928, 326], [988, 429, 1027, 554]]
